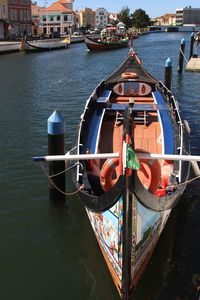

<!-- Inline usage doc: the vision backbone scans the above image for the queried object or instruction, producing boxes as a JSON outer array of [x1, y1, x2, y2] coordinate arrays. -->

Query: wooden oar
[[33, 152, 119, 162], [33, 152, 200, 162]]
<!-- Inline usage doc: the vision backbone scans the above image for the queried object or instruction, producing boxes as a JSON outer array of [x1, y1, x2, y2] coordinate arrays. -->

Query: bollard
[[189, 32, 195, 59], [178, 38, 185, 75], [164, 57, 172, 90], [48, 110, 65, 201]]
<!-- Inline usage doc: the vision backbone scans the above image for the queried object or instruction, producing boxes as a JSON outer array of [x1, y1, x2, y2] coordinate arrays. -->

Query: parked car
[[165, 26, 179, 32], [49, 31, 60, 38], [72, 31, 82, 36]]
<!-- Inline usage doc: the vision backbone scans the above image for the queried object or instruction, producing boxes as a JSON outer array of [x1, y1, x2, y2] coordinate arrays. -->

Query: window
[[57, 15, 60, 21], [64, 15, 68, 21], [20, 10, 23, 21], [2, 5, 6, 17], [43, 16, 46, 21], [27, 11, 30, 21], [23, 10, 26, 21], [50, 16, 53, 21], [10, 9, 14, 21], [14, 9, 18, 21]]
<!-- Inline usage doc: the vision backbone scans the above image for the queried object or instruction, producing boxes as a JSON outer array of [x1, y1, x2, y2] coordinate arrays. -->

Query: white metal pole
[[33, 152, 200, 162]]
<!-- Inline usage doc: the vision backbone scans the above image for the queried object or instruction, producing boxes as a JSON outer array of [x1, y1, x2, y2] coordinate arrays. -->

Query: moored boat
[[34, 46, 191, 299], [21, 36, 70, 53], [67, 48, 190, 298], [0, 41, 21, 55], [83, 34, 129, 51]]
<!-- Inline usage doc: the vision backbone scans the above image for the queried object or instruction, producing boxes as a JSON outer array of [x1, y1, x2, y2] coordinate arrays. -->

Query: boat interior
[[83, 79, 175, 197]]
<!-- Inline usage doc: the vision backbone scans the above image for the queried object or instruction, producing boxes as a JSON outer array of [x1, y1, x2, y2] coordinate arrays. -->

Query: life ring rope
[[121, 72, 138, 79], [100, 157, 120, 191]]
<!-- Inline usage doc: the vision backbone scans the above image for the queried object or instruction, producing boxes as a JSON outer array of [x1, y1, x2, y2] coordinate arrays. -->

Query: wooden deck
[[186, 56, 200, 72]]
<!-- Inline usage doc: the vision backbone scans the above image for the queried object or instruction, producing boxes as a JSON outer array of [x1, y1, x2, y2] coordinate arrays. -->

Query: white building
[[95, 8, 108, 29], [37, 0, 76, 36]]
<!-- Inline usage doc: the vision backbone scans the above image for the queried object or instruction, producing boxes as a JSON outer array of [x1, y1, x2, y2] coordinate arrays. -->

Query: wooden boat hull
[[22, 39, 70, 53], [84, 35, 129, 51], [0, 42, 20, 54], [70, 50, 190, 299]]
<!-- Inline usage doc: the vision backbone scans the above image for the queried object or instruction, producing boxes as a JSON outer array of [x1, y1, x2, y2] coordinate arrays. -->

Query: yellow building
[[0, 0, 8, 38], [79, 7, 95, 30]]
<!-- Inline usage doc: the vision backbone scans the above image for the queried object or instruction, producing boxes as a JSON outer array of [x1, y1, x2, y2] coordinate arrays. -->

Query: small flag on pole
[[126, 145, 140, 170]]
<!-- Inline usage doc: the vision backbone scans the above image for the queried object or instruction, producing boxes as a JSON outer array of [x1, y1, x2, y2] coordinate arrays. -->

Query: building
[[95, 8, 108, 29], [79, 7, 95, 30], [108, 12, 118, 24], [154, 14, 176, 26], [31, 2, 42, 36], [36, 0, 76, 37], [0, 0, 8, 38], [7, 0, 32, 38], [176, 6, 200, 26]]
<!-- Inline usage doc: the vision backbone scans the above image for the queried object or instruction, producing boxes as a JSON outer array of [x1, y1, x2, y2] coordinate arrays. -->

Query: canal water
[[0, 32, 200, 300]]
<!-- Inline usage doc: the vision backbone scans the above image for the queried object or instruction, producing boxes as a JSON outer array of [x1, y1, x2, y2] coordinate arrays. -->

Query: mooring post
[[48, 110, 65, 201], [164, 57, 172, 90], [178, 38, 185, 75], [189, 32, 195, 59]]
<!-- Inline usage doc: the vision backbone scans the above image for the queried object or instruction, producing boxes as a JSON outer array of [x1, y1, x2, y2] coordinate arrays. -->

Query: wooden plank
[[186, 57, 200, 72]]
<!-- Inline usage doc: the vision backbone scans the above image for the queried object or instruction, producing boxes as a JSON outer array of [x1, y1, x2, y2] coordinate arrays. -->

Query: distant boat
[[0, 41, 21, 55], [21, 37, 70, 53], [83, 35, 129, 51]]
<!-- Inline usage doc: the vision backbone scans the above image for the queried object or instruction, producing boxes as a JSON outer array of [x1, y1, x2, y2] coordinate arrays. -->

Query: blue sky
[[37, 0, 200, 18]]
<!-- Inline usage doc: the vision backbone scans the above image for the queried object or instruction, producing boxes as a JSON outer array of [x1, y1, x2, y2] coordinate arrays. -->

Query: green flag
[[127, 145, 140, 170]]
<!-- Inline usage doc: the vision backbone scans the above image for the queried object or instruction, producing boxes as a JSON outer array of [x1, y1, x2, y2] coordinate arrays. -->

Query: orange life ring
[[100, 157, 119, 192], [121, 72, 138, 79]]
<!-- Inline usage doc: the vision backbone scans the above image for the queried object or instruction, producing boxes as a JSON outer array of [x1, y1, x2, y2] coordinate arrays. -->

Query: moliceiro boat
[[21, 36, 70, 53], [83, 34, 129, 51], [34, 48, 191, 299], [68, 49, 190, 298]]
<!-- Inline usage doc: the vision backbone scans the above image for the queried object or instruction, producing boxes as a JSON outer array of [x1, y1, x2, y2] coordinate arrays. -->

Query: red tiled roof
[[59, 0, 72, 3], [47, 4, 71, 12], [39, 0, 73, 13]]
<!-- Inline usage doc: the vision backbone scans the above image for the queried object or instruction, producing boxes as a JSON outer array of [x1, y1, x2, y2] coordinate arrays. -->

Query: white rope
[[179, 46, 189, 64], [179, 173, 200, 187], [39, 162, 84, 196]]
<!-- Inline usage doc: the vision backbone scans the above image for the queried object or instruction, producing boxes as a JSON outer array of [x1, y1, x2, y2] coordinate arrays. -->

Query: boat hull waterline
[[83, 35, 129, 51], [22, 38, 70, 53]]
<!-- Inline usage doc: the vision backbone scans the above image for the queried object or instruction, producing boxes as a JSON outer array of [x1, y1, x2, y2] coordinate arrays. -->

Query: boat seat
[[152, 91, 174, 154], [97, 90, 112, 104], [116, 96, 154, 103], [106, 103, 168, 111], [86, 107, 105, 153]]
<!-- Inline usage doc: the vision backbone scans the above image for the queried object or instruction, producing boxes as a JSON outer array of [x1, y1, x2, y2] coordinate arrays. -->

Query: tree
[[118, 6, 133, 29], [131, 9, 150, 30]]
